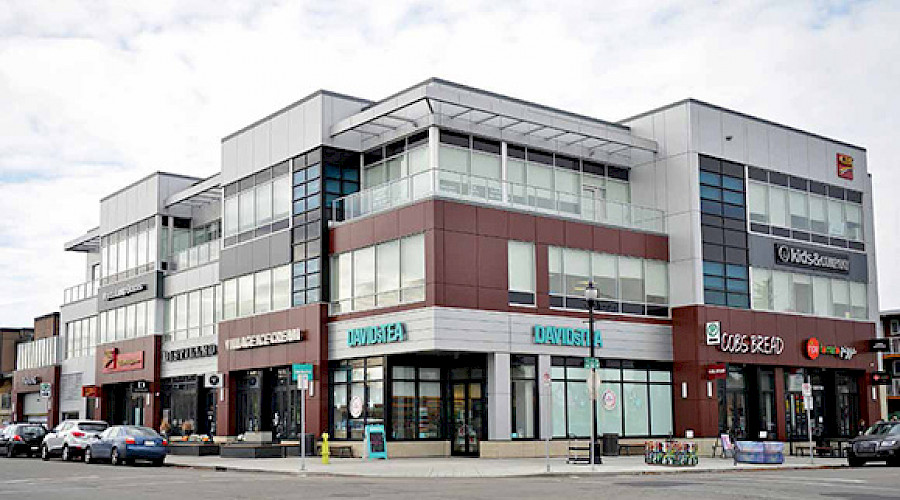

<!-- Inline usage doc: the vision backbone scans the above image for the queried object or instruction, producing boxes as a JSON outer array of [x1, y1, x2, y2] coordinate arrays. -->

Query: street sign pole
[[299, 374, 308, 472], [542, 371, 552, 473], [803, 378, 813, 465]]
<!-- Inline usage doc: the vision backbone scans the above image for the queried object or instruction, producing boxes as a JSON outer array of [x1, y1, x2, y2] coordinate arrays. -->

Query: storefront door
[[271, 368, 300, 442], [450, 382, 484, 456]]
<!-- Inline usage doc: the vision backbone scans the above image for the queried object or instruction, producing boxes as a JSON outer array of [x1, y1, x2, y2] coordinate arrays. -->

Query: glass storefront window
[[331, 357, 386, 441], [510, 356, 536, 439]]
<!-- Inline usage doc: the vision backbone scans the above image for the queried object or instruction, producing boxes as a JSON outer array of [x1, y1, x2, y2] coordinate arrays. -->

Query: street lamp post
[[585, 281, 600, 470]]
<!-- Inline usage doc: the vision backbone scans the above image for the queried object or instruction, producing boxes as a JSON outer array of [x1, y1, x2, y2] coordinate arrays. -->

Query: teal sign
[[292, 363, 314, 382], [533, 326, 602, 347], [365, 424, 388, 460], [347, 323, 406, 347]]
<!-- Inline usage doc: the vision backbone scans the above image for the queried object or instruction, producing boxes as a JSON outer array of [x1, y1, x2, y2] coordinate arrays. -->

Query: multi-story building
[[880, 310, 900, 418], [48, 78, 882, 456], [1, 326, 35, 424], [7, 314, 59, 425]]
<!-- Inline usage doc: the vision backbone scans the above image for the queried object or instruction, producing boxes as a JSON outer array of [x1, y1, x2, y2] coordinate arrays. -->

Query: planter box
[[167, 443, 220, 456]]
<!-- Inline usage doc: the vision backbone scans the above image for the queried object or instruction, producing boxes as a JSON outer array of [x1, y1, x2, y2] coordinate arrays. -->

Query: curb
[[166, 462, 848, 479]]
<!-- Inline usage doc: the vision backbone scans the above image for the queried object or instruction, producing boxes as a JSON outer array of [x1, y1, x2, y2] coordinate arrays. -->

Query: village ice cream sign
[[705, 321, 784, 356]]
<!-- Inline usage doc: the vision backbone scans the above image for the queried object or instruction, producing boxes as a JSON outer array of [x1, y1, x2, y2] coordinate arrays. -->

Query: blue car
[[85, 426, 167, 466]]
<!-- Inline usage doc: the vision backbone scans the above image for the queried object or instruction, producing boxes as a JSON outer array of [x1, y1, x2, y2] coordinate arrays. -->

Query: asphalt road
[[1, 456, 899, 499]]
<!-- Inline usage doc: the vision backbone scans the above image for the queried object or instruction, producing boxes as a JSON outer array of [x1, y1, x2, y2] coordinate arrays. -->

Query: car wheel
[[62, 445, 71, 462], [41, 445, 50, 461], [6, 445, 15, 458], [152, 458, 164, 467], [888, 455, 900, 467], [848, 457, 866, 467], [84, 448, 94, 464], [111, 448, 121, 466]]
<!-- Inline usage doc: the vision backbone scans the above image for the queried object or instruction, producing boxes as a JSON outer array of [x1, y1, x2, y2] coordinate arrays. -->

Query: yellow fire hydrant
[[321, 432, 330, 465]]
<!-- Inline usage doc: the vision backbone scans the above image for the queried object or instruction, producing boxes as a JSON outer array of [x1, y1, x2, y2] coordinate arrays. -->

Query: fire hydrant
[[321, 432, 330, 465]]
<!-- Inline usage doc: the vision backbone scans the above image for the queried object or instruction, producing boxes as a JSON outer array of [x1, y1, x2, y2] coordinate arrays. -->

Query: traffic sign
[[297, 373, 310, 391], [801, 382, 812, 398], [584, 357, 600, 369], [39, 383, 51, 398], [292, 363, 314, 382]]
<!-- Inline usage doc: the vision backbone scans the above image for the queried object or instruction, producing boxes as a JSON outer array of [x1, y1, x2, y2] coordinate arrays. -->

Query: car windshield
[[78, 423, 108, 432], [124, 427, 160, 438], [19, 425, 45, 436], [864, 423, 900, 436]]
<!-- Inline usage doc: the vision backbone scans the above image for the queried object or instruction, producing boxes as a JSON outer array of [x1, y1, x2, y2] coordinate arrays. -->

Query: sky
[[1, 0, 899, 326]]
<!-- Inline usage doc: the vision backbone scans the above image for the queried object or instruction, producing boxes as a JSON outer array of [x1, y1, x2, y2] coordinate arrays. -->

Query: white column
[[487, 352, 511, 441], [538, 354, 553, 440]]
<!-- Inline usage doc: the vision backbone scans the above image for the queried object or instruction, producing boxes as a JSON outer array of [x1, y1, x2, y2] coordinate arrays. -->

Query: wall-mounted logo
[[81, 386, 100, 398], [131, 380, 150, 393], [225, 328, 304, 350], [347, 323, 406, 347], [704, 322, 783, 355], [533, 326, 603, 347], [204, 373, 223, 389], [163, 344, 218, 362], [774, 243, 850, 274], [805, 337, 856, 360], [837, 153, 854, 180], [706, 322, 722, 345], [21, 376, 42, 386], [705, 363, 727, 380], [102, 283, 147, 301], [102, 348, 145, 373]]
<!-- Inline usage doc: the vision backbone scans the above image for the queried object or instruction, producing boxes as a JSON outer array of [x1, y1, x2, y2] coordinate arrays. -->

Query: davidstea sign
[[533, 326, 603, 348], [347, 323, 406, 347]]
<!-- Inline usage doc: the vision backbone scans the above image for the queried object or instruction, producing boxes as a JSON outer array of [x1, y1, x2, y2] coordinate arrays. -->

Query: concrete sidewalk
[[166, 454, 847, 478]]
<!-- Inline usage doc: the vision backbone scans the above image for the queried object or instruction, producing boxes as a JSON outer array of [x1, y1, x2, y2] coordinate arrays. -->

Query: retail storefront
[[327, 307, 674, 457], [160, 342, 219, 437], [216, 304, 327, 441], [95, 336, 161, 428], [672, 305, 879, 442], [11, 366, 60, 426]]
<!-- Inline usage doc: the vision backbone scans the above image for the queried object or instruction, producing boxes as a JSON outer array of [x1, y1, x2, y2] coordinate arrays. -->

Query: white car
[[41, 420, 109, 461]]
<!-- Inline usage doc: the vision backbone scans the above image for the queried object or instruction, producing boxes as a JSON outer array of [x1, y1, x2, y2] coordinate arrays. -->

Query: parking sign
[[705, 322, 721, 345]]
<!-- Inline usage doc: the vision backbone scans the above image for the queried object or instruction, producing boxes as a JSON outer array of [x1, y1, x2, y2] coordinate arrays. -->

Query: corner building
[[56, 79, 881, 456]]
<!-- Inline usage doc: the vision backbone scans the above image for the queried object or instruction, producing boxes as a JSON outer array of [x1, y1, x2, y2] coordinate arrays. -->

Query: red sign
[[81, 386, 100, 398], [102, 348, 144, 373], [705, 363, 726, 380], [806, 337, 821, 360], [837, 153, 854, 180]]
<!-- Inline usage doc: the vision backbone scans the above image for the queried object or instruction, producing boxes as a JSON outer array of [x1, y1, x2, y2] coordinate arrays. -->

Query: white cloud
[[1, 0, 899, 325]]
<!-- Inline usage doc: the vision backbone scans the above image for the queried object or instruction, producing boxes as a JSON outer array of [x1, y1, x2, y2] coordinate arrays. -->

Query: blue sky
[[0, 0, 899, 325]]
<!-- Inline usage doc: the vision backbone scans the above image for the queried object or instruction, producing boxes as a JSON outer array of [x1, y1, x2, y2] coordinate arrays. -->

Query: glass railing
[[63, 280, 99, 305], [171, 240, 220, 272], [16, 336, 59, 370], [332, 169, 666, 233]]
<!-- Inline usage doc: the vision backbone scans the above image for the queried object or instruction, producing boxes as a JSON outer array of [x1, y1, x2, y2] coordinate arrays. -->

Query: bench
[[567, 446, 591, 464], [330, 445, 354, 458], [619, 444, 645, 456], [815, 446, 836, 457]]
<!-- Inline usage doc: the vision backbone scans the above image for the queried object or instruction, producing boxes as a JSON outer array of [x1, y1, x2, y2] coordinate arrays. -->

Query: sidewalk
[[166, 454, 847, 478]]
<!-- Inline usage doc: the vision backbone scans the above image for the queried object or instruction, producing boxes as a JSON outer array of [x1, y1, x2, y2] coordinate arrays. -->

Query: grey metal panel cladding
[[748, 234, 868, 282], [97, 272, 162, 312], [219, 230, 292, 280]]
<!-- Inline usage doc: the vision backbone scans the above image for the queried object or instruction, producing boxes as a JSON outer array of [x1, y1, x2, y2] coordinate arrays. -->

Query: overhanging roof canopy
[[64, 227, 100, 252], [165, 173, 222, 209]]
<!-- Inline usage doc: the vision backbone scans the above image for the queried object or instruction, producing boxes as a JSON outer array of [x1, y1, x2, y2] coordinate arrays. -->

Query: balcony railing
[[331, 170, 666, 233], [63, 280, 98, 305], [890, 337, 900, 355], [16, 336, 59, 370], [170, 240, 220, 272]]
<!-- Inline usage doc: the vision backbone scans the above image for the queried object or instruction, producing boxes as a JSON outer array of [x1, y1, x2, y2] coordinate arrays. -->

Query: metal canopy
[[165, 174, 222, 209], [64, 227, 100, 253]]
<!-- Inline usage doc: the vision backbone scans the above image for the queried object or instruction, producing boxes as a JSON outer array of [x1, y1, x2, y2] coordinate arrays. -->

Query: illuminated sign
[[837, 153, 854, 180], [102, 348, 145, 373], [81, 386, 100, 398], [805, 337, 856, 360], [533, 325, 603, 347], [102, 283, 147, 301], [706, 363, 727, 380], [347, 323, 405, 347], [705, 322, 784, 355], [225, 328, 304, 350], [775, 243, 850, 274], [163, 344, 218, 362]]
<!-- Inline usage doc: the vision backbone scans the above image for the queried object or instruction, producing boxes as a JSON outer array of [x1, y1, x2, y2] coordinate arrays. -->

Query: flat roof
[[99, 171, 203, 203], [620, 98, 866, 152]]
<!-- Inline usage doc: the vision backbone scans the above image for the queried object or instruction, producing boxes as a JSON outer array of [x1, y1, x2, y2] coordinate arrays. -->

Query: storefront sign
[[81, 386, 100, 398], [837, 153, 854, 180], [774, 243, 850, 274], [224, 328, 305, 350], [705, 363, 727, 380], [102, 283, 147, 301], [533, 326, 603, 347], [163, 344, 218, 362], [346, 323, 405, 347], [349, 396, 364, 418], [805, 337, 856, 360], [131, 381, 150, 393], [872, 371, 892, 385], [705, 322, 784, 355], [365, 424, 387, 460], [601, 389, 617, 411], [102, 348, 145, 373], [21, 376, 42, 386], [39, 383, 51, 398], [868, 338, 891, 352], [705, 322, 721, 345], [292, 363, 314, 382]]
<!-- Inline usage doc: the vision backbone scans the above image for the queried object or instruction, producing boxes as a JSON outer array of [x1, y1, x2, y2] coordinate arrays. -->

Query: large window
[[16, 337, 58, 370], [552, 358, 672, 438], [165, 284, 222, 341], [330, 233, 425, 314], [511, 356, 537, 439], [548, 246, 668, 317], [390, 365, 442, 440], [750, 267, 867, 319], [222, 162, 291, 246], [98, 300, 156, 344], [65, 316, 98, 359], [220, 265, 292, 321], [331, 357, 384, 440], [100, 217, 157, 285], [508, 241, 536, 306], [364, 131, 429, 189]]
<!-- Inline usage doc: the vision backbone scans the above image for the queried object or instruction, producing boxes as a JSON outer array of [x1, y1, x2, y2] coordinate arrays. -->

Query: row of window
[[748, 181, 863, 242], [362, 131, 429, 189], [330, 233, 426, 314], [331, 357, 385, 440], [223, 168, 291, 244], [750, 268, 868, 320], [65, 316, 98, 359], [98, 299, 157, 345], [100, 217, 157, 285], [165, 284, 221, 341], [221, 265, 292, 321], [702, 261, 751, 309], [15, 336, 58, 370]]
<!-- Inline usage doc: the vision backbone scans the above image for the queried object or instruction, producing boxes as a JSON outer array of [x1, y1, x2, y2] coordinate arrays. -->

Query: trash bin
[[602, 433, 619, 456], [593, 442, 603, 463], [299, 433, 316, 456]]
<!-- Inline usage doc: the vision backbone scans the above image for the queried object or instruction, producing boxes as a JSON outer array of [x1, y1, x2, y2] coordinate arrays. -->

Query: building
[[47, 78, 881, 456], [880, 310, 900, 419], [6, 314, 60, 425], [1, 326, 35, 424]]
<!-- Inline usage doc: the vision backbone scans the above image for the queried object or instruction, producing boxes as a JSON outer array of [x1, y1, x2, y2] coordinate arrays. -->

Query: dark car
[[85, 426, 167, 466], [0, 424, 47, 458], [848, 422, 900, 467]]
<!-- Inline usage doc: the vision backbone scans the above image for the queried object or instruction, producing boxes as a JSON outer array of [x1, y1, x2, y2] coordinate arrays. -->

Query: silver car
[[41, 420, 108, 461]]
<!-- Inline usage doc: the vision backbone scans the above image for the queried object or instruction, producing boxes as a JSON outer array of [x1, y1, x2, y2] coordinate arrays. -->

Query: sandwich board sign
[[365, 424, 387, 460]]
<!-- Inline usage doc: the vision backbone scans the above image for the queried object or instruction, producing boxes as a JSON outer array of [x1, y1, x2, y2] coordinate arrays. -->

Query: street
[[1, 458, 899, 499]]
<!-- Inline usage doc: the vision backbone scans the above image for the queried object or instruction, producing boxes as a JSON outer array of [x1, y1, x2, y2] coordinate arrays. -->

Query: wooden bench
[[815, 445, 836, 457], [567, 446, 591, 464], [330, 445, 354, 458], [619, 444, 645, 456]]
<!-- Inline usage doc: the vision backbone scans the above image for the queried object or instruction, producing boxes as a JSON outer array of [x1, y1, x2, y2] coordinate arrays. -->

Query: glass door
[[271, 367, 300, 442], [451, 382, 484, 456]]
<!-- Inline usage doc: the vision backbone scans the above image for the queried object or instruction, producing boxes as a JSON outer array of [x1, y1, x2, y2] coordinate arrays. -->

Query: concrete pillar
[[487, 352, 511, 440], [538, 355, 553, 440]]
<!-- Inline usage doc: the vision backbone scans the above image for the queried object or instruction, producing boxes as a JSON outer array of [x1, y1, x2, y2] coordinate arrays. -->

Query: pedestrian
[[858, 419, 867, 435]]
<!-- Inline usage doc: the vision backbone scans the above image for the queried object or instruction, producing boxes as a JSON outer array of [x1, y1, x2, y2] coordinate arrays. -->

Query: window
[[700, 156, 749, 308], [508, 241, 536, 305], [510, 356, 537, 439], [330, 234, 425, 314], [363, 131, 430, 190], [331, 357, 385, 440], [223, 167, 291, 246], [97, 300, 155, 344], [390, 365, 442, 440], [99, 217, 157, 285], [748, 183, 768, 224], [65, 316, 98, 359], [751, 267, 866, 320], [219, 265, 292, 320]]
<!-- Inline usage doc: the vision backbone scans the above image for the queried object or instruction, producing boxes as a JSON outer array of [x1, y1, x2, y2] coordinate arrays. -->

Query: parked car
[[85, 426, 167, 466], [0, 423, 47, 458], [41, 419, 108, 461], [848, 421, 900, 467]]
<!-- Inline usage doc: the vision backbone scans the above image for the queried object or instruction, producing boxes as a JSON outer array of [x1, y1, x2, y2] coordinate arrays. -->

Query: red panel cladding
[[397, 202, 426, 236], [349, 217, 375, 249], [535, 218, 564, 246], [507, 211, 536, 242], [592, 226, 621, 255], [476, 236, 509, 290], [443, 202, 477, 234], [564, 221, 592, 250], [476, 207, 508, 238], [443, 232, 478, 286], [645, 234, 669, 261], [372, 210, 400, 243], [444, 285, 479, 309], [619, 231, 647, 257]]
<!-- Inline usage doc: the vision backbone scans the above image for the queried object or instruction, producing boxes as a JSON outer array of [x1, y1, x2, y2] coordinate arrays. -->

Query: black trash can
[[602, 433, 619, 456]]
